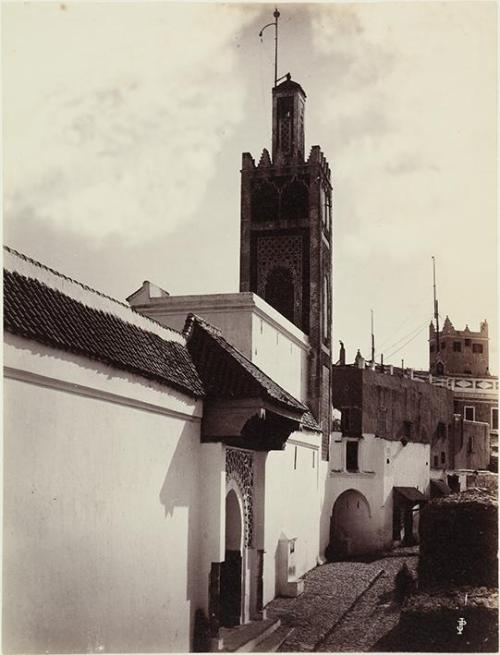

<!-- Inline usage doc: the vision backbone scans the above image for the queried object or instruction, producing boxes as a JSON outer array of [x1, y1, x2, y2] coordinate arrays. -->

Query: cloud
[[3, 3, 259, 243]]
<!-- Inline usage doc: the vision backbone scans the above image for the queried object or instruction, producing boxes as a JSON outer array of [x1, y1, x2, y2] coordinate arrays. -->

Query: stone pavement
[[265, 561, 384, 651], [317, 555, 418, 652], [265, 553, 419, 652]]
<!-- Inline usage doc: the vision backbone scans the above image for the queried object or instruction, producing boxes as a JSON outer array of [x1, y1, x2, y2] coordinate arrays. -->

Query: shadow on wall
[[318, 468, 332, 562], [159, 424, 202, 652]]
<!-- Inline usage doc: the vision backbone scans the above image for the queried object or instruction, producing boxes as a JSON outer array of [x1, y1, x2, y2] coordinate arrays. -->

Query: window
[[281, 179, 309, 221], [472, 343, 483, 354], [453, 341, 462, 352], [465, 339, 471, 347], [433, 455, 439, 468], [346, 441, 359, 472], [467, 437, 474, 454], [464, 369, 472, 374], [492, 408, 499, 431], [464, 406, 475, 421], [441, 451, 446, 464], [341, 407, 362, 436]]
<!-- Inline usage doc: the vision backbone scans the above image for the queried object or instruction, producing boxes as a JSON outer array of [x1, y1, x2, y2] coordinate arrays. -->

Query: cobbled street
[[265, 548, 418, 652]]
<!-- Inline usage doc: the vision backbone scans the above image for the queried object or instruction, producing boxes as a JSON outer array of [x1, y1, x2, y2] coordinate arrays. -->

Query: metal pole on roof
[[259, 8, 280, 87], [432, 256, 441, 353], [371, 309, 375, 364]]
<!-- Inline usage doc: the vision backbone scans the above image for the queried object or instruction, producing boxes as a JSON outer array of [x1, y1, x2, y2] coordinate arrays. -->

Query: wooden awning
[[184, 314, 320, 451], [394, 486, 428, 507]]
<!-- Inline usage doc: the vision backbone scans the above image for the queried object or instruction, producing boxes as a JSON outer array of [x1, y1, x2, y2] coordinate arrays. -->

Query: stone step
[[219, 618, 281, 652], [253, 626, 295, 652]]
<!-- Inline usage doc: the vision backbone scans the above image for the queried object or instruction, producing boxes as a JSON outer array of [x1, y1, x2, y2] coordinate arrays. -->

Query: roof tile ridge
[[187, 313, 307, 411], [4, 246, 185, 343]]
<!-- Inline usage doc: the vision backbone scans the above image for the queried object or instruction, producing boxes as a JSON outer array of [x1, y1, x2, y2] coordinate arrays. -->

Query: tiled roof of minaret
[[274, 76, 306, 97]]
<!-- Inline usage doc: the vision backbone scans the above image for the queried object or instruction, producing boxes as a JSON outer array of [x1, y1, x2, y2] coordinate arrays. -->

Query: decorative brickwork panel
[[226, 448, 254, 548], [256, 234, 304, 329]]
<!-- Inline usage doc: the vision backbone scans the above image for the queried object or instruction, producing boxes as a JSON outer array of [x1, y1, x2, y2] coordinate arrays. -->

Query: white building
[[3, 246, 326, 653]]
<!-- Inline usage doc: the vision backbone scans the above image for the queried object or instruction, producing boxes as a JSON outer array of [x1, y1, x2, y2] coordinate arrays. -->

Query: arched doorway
[[327, 490, 372, 559], [220, 489, 244, 627]]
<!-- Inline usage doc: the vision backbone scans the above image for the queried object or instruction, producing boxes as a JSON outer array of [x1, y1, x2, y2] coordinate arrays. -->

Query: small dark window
[[346, 441, 359, 472], [465, 339, 471, 347], [454, 401, 460, 413], [492, 408, 499, 431], [433, 455, 439, 467], [441, 451, 446, 464], [464, 406, 475, 421], [467, 437, 473, 454], [464, 369, 472, 374], [472, 343, 483, 354], [453, 341, 462, 352], [436, 362, 445, 375]]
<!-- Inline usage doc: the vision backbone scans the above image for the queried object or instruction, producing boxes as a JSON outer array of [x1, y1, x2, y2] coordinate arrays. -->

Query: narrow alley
[[265, 548, 418, 652]]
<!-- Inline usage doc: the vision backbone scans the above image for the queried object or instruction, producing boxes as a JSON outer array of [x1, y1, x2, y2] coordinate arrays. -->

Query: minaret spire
[[432, 256, 441, 353], [259, 7, 281, 87]]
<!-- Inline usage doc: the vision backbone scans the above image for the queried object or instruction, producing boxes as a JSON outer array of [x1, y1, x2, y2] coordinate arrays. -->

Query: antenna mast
[[371, 309, 375, 364], [432, 256, 440, 353], [259, 8, 281, 87]]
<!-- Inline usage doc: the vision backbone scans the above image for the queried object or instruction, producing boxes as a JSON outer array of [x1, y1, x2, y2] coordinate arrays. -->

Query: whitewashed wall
[[324, 433, 431, 556], [4, 334, 203, 654], [262, 431, 322, 605]]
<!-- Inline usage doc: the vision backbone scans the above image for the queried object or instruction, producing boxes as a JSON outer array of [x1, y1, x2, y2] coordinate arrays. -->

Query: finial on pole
[[432, 256, 440, 353], [259, 7, 280, 87]]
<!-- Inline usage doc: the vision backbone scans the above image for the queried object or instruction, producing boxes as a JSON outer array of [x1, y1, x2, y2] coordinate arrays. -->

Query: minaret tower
[[239, 74, 333, 458]]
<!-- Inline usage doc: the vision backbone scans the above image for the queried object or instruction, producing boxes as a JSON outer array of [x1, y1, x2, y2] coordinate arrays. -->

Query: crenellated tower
[[239, 75, 333, 458]]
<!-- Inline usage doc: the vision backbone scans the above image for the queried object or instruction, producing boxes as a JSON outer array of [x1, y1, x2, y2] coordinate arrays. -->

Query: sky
[[3, 1, 497, 372]]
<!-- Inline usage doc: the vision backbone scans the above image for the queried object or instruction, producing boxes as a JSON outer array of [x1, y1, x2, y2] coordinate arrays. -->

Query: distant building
[[429, 317, 498, 467], [327, 360, 452, 555]]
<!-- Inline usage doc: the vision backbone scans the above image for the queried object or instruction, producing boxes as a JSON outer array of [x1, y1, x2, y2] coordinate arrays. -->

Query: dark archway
[[220, 489, 243, 628], [327, 489, 372, 560], [264, 266, 295, 324], [251, 182, 279, 222], [281, 179, 308, 220]]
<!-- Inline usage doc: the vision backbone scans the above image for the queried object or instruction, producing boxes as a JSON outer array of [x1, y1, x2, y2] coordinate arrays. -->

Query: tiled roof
[[301, 410, 322, 432], [4, 269, 204, 397], [184, 314, 313, 416]]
